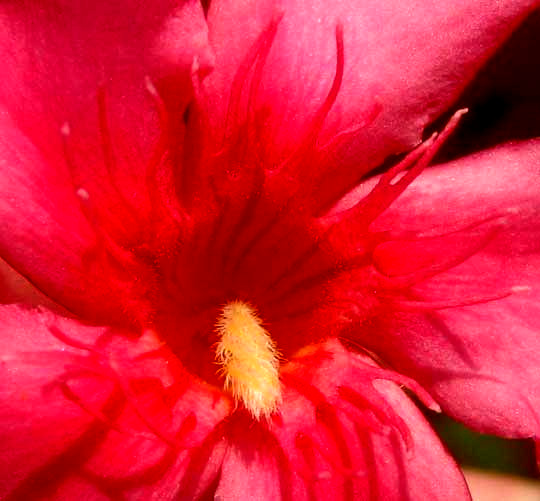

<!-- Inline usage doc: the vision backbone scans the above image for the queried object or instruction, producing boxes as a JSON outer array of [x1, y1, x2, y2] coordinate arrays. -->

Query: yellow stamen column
[[216, 301, 281, 420]]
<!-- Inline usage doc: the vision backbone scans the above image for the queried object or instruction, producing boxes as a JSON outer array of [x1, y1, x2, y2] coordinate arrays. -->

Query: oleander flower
[[0, 1, 539, 499]]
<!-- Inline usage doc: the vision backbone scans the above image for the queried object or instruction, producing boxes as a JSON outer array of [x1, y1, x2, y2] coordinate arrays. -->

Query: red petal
[[359, 140, 540, 438], [0, 112, 158, 324], [182, 340, 470, 500], [203, 0, 538, 207], [0, 1, 211, 321], [0, 305, 229, 500]]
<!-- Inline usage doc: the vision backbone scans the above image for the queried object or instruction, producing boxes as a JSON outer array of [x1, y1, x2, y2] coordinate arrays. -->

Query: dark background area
[[433, 9, 540, 161]]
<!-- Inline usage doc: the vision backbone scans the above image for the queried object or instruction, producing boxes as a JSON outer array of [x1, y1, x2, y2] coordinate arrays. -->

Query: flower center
[[215, 300, 281, 420]]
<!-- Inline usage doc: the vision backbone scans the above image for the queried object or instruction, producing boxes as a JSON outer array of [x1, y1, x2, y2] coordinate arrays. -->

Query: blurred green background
[[428, 412, 538, 478]]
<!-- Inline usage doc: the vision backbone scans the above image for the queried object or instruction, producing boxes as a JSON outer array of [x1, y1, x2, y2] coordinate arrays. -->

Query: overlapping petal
[[179, 340, 471, 500], [0, 1, 539, 499], [354, 140, 540, 438], [0, 304, 229, 500]]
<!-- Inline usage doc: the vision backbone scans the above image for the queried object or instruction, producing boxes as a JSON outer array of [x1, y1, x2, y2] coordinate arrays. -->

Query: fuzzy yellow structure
[[216, 301, 282, 420]]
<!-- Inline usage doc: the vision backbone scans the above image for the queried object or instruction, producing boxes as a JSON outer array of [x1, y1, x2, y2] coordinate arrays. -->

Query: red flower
[[0, 1, 539, 499]]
